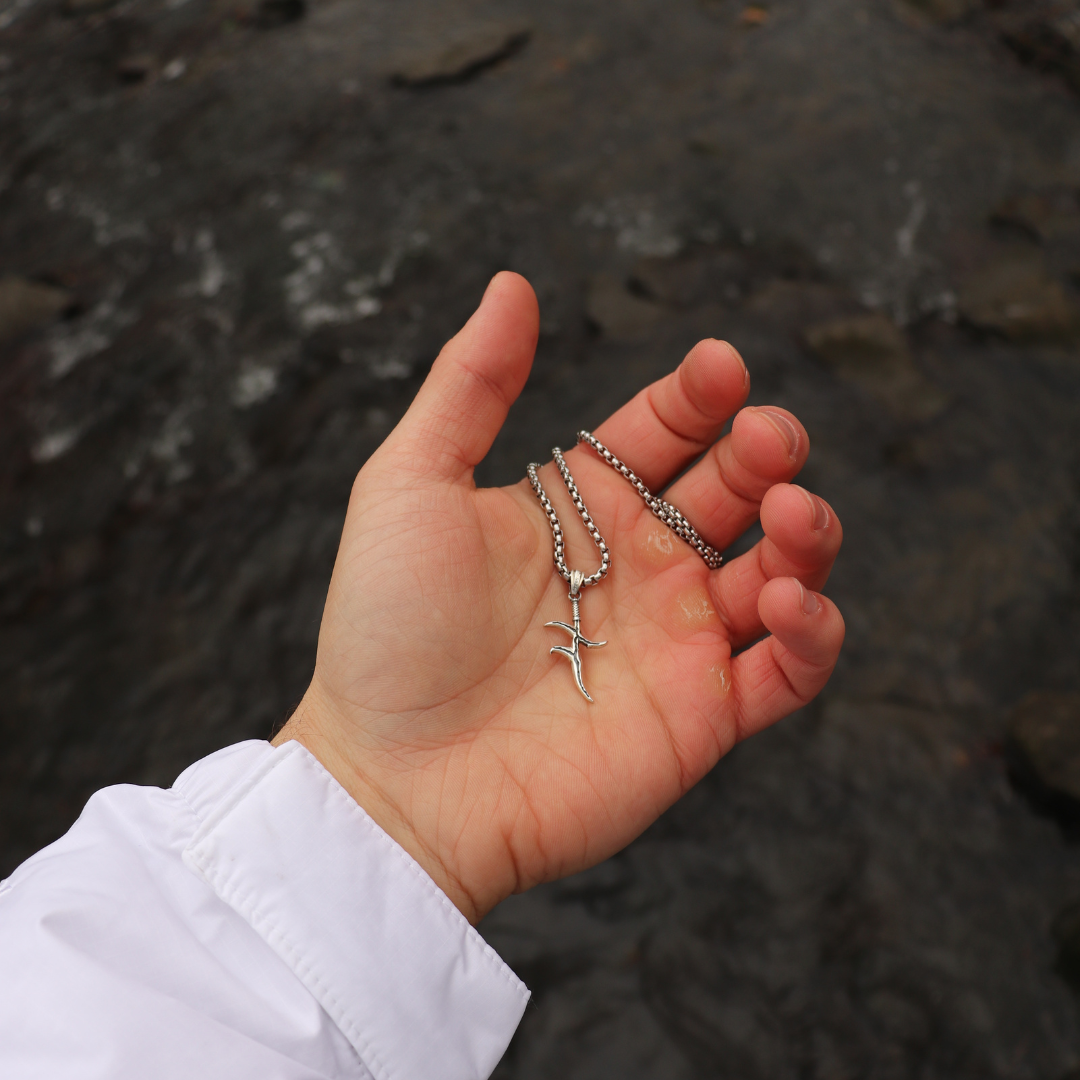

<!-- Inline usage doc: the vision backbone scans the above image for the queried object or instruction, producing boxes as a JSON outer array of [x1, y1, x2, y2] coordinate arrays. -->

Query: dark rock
[[1007, 692, 1080, 828], [1054, 898, 1080, 995], [803, 312, 949, 423], [629, 248, 750, 309], [57, 536, 105, 587], [116, 54, 156, 84], [745, 279, 857, 330], [991, 188, 1080, 282], [584, 274, 665, 340], [958, 251, 1080, 341], [252, 0, 305, 29], [999, 6, 1080, 93], [0, 276, 72, 344], [903, 0, 982, 24], [60, 0, 118, 15], [992, 188, 1080, 243], [390, 23, 531, 87]]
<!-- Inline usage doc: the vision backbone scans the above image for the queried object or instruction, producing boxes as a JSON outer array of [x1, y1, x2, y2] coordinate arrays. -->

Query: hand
[[273, 272, 845, 924]]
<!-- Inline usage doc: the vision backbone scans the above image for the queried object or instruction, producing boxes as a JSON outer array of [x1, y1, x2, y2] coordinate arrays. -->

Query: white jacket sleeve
[[0, 739, 530, 1080]]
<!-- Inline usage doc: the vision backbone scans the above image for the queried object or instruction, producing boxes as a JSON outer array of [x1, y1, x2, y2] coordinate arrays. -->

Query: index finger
[[573, 338, 750, 491]]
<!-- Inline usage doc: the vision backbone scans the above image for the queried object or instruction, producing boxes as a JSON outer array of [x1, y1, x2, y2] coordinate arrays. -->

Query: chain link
[[527, 432, 723, 589], [576, 431, 723, 569], [527, 449, 610, 592]]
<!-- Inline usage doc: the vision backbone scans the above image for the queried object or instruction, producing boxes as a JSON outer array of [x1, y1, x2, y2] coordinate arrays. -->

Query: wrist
[[272, 686, 484, 925]]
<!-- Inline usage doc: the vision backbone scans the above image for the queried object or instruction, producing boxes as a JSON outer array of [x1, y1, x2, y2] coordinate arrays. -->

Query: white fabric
[[0, 739, 529, 1080]]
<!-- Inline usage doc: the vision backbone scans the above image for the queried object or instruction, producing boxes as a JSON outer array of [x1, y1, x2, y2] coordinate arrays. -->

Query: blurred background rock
[[4, 0, 1080, 1075]]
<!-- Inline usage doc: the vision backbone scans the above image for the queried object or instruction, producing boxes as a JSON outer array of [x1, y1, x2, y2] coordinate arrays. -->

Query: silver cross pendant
[[546, 570, 606, 702]]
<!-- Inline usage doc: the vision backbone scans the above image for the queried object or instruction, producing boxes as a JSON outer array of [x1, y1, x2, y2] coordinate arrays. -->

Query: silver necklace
[[527, 431, 723, 701]]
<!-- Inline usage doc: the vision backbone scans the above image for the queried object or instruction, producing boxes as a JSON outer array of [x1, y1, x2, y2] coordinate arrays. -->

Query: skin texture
[[273, 272, 845, 925]]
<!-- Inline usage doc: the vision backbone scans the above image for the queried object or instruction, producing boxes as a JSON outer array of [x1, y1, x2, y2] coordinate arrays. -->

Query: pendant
[[546, 570, 606, 702]]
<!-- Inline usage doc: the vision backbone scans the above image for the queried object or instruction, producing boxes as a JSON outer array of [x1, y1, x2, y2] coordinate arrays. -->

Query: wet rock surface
[[390, 20, 533, 87], [0, 275, 73, 343], [489, 702, 1079, 1078], [803, 312, 949, 423], [4, 0, 1080, 1074], [998, 2, 1080, 92], [958, 248, 1080, 341]]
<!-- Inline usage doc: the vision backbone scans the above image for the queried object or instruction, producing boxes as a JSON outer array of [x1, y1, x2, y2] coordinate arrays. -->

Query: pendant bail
[[569, 569, 585, 599]]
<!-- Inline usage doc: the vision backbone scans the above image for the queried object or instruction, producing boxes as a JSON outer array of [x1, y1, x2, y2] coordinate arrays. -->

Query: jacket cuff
[[178, 740, 529, 1080]]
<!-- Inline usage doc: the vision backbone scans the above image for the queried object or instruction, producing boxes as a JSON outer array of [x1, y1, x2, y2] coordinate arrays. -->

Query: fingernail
[[794, 485, 830, 531], [756, 407, 800, 461], [798, 581, 821, 615], [714, 340, 749, 388], [733, 347, 749, 388]]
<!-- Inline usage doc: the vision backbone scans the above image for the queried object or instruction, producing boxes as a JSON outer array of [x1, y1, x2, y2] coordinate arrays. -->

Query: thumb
[[385, 271, 539, 483]]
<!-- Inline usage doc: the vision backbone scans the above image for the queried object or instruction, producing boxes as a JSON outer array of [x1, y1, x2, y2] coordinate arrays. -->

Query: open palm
[[275, 273, 845, 923]]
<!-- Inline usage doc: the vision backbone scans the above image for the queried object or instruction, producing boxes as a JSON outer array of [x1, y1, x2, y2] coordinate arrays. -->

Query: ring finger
[[710, 482, 842, 648], [657, 405, 810, 555]]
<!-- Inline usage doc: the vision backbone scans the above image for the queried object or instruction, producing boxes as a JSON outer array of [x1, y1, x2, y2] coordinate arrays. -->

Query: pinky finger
[[730, 577, 845, 743]]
